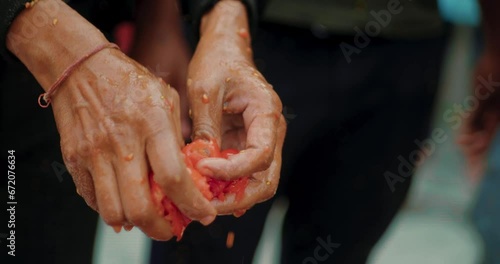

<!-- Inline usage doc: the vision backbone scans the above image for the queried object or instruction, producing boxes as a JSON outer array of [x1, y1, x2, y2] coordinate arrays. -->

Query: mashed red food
[[149, 139, 248, 240]]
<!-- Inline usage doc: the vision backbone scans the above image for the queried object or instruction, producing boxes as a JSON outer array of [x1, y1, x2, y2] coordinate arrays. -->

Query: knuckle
[[193, 121, 219, 140], [61, 146, 78, 167]]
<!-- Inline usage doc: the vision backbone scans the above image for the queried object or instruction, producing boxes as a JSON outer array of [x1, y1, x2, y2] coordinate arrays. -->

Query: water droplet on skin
[[225, 77, 231, 83], [202, 94, 209, 104], [187, 78, 193, 87], [124, 153, 134, 161]]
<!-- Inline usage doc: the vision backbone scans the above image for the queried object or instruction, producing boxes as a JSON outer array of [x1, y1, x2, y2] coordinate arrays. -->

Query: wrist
[[6, 0, 108, 91], [199, 1, 252, 61]]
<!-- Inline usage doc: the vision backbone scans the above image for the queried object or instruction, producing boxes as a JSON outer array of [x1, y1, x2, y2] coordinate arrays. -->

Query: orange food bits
[[238, 28, 249, 39], [226, 231, 235, 248]]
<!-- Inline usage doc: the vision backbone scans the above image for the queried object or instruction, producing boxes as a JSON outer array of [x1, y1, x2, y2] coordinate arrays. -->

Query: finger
[[162, 81, 184, 147], [113, 144, 174, 241], [67, 165, 97, 211], [89, 150, 126, 228], [197, 91, 280, 180], [214, 115, 287, 214], [146, 128, 217, 225], [188, 78, 224, 145]]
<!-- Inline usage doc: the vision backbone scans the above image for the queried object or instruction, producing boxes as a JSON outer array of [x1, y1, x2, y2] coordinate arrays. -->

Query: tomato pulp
[[149, 140, 249, 240]]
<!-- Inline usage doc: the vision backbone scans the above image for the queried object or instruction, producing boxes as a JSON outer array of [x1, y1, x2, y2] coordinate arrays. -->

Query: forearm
[[198, 1, 252, 62], [479, 0, 500, 58], [6, 0, 108, 91]]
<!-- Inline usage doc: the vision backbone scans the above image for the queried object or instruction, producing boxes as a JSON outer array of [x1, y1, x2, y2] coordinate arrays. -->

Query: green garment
[[262, 0, 443, 38]]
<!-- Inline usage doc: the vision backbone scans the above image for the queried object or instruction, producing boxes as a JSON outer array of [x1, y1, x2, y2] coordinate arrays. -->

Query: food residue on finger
[[233, 209, 247, 218], [238, 28, 249, 39], [226, 231, 235, 248]]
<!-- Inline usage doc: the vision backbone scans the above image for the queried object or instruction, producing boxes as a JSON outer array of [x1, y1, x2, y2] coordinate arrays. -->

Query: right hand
[[6, 0, 216, 240]]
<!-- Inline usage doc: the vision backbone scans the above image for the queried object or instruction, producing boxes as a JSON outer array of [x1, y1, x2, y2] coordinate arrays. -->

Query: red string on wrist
[[38, 42, 120, 108]]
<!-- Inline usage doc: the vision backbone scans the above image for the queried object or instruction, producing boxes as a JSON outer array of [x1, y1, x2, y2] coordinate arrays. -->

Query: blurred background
[[91, 1, 500, 263]]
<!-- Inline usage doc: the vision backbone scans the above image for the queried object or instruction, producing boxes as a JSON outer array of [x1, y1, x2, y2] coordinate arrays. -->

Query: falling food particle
[[233, 209, 246, 218], [112, 225, 122, 233], [266, 180, 271, 185], [226, 231, 235, 248], [125, 153, 134, 161], [52, 18, 58, 26], [202, 94, 209, 104], [187, 78, 193, 86], [124, 225, 134, 232], [238, 28, 249, 39], [225, 77, 231, 83]]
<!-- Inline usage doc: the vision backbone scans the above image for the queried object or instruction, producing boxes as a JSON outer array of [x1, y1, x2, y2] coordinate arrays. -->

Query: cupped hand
[[187, 1, 287, 214]]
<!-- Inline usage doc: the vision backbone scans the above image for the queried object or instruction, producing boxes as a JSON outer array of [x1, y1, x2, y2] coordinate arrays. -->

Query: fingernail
[[200, 215, 216, 226]]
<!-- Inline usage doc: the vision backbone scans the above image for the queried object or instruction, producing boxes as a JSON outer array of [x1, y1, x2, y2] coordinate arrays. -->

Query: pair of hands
[[7, 0, 285, 240]]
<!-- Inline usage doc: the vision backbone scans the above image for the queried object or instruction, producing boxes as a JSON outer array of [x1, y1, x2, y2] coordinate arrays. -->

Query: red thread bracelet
[[38, 42, 120, 108]]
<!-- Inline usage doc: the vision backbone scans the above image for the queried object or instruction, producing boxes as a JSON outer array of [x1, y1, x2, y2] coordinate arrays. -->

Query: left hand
[[187, 1, 287, 215]]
